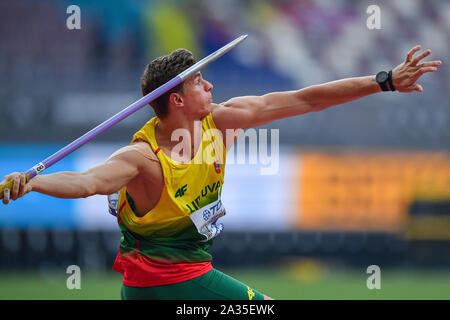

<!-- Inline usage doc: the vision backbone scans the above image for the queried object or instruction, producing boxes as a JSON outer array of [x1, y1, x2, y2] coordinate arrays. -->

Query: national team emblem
[[214, 161, 221, 174]]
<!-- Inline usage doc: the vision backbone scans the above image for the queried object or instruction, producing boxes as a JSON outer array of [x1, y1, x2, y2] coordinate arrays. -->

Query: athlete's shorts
[[120, 268, 265, 300]]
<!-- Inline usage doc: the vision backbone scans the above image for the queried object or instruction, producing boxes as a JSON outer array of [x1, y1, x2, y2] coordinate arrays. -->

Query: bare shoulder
[[210, 103, 222, 113], [107, 140, 159, 165], [210, 103, 227, 129], [130, 140, 159, 162], [211, 96, 259, 132], [210, 102, 231, 121]]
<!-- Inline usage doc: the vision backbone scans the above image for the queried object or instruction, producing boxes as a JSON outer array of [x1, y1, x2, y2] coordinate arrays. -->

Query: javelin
[[0, 35, 248, 196]]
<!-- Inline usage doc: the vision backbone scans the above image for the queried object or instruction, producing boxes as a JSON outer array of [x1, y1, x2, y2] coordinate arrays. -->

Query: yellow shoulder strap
[[131, 116, 159, 153]]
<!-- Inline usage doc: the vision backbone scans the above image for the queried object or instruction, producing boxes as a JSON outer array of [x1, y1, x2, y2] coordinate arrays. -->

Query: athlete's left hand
[[392, 45, 442, 93]]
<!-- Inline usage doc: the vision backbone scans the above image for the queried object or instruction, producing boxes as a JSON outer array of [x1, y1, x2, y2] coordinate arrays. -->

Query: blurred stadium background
[[0, 0, 449, 300]]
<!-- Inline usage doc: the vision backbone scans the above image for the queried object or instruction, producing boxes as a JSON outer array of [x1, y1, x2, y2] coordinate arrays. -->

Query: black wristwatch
[[376, 71, 389, 91], [387, 70, 395, 91], [376, 70, 396, 91]]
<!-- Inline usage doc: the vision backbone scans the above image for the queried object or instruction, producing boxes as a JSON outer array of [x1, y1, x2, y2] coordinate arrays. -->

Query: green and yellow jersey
[[113, 112, 227, 287]]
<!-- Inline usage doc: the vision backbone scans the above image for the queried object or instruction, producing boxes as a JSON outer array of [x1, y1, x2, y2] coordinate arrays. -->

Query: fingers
[[1, 175, 11, 205], [413, 66, 438, 79], [413, 84, 423, 92], [3, 188, 10, 205], [11, 176, 20, 201], [417, 60, 442, 68], [18, 173, 26, 198], [406, 45, 421, 62], [411, 49, 431, 66], [408, 67, 438, 92], [1, 172, 29, 204]]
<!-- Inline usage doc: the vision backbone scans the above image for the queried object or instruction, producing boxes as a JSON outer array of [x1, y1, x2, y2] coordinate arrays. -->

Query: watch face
[[376, 71, 388, 83]]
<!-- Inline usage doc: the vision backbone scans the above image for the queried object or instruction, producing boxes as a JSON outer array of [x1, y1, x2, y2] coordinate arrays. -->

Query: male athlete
[[1, 44, 441, 300]]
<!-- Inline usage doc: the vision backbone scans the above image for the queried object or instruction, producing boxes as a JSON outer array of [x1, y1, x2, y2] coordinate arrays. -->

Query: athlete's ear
[[169, 92, 184, 108]]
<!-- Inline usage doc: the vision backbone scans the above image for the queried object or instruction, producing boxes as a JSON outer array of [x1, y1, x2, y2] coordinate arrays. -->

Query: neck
[[157, 116, 192, 139], [155, 115, 204, 159]]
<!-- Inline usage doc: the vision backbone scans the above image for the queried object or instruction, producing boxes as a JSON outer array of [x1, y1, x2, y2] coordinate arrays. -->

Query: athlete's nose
[[203, 79, 213, 92]]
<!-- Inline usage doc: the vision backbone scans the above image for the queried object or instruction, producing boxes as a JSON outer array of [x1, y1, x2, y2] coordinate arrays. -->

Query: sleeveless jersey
[[113, 112, 227, 287]]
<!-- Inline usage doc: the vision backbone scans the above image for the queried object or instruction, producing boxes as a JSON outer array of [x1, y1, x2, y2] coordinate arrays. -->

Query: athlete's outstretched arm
[[212, 46, 441, 130], [0, 146, 144, 205]]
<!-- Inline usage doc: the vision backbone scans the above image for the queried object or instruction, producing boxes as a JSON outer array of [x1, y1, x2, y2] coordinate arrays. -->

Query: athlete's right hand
[[0, 172, 32, 205]]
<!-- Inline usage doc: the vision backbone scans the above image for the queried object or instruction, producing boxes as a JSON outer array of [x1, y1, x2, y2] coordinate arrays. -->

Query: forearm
[[30, 171, 94, 199], [301, 75, 381, 111], [211, 45, 440, 131]]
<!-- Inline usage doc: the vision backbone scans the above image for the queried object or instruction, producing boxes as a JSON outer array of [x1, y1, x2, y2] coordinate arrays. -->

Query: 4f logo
[[175, 184, 188, 198]]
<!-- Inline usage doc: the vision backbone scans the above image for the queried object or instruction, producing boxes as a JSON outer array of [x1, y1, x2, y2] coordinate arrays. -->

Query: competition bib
[[189, 198, 226, 242]]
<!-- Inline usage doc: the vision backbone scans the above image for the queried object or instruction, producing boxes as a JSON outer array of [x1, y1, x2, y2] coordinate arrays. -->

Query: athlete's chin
[[201, 104, 212, 117]]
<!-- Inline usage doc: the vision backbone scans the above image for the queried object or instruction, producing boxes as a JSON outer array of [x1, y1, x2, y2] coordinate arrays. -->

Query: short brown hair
[[141, 49, 196, 118]]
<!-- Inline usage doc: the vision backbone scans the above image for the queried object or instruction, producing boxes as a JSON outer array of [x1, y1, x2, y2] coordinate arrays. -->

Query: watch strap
[[388, 70, 396, 91], [379, 80, 388, 91]]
